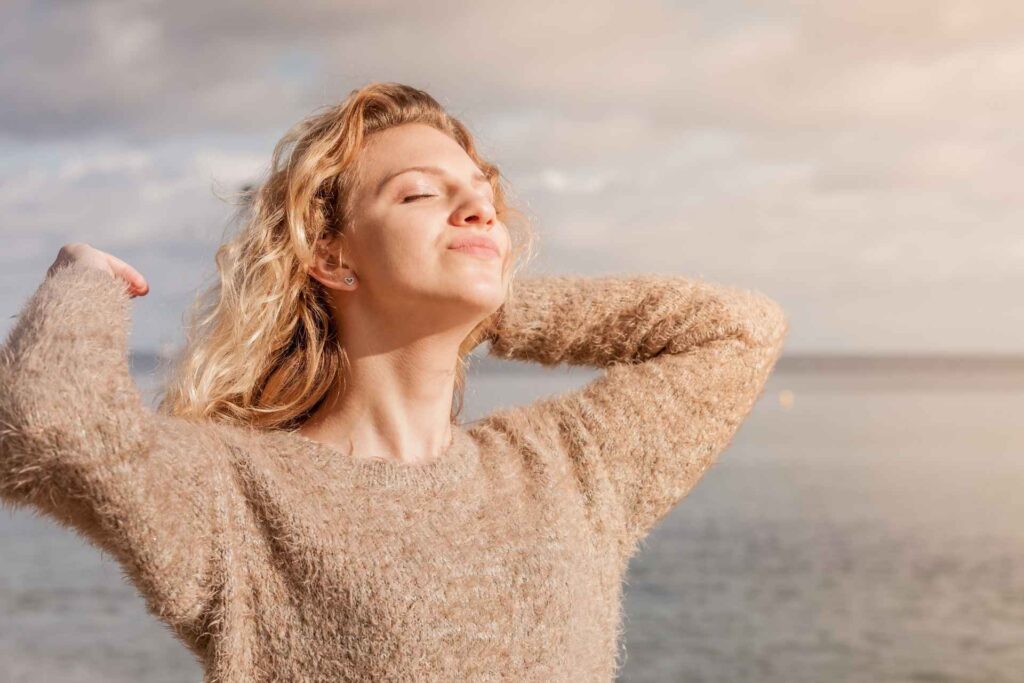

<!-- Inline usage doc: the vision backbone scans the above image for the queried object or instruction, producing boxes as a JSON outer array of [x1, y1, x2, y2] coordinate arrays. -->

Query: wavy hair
[[155, 82, 537, 433]]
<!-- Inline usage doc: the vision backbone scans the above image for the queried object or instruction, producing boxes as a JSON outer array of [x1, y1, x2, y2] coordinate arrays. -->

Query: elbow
[[658, 282, 788, 357], [0, 361, 150, 465], [772, 297, 790, 344], [734, 289, 790, 353], [762, 295, 790, 345], [752, 301, 789, 381]]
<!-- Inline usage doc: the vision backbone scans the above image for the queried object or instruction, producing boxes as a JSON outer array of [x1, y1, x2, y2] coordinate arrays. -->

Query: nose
[[453, 191, 496, 227]]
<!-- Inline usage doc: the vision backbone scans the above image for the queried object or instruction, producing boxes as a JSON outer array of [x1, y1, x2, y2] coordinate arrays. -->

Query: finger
[[104, 253, 149, 295]]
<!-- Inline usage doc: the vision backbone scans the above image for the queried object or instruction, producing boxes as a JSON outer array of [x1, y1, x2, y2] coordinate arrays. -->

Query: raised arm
[[481, 272, 788, 558], [0, 259, 241, 633]]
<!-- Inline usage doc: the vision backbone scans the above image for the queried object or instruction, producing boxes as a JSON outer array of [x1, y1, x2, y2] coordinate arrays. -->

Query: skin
[[296, 123, 512, 465], [48, 243, 150, 297]]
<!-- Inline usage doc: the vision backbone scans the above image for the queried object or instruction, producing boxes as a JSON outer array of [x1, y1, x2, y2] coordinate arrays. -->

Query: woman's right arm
[[0, 255, 245, 632]]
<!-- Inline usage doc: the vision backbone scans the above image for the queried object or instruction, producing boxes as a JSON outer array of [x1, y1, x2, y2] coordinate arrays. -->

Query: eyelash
[[401, 190, 496, 205]]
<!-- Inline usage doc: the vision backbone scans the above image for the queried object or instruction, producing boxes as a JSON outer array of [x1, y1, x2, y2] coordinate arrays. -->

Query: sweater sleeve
[[481, 272, 788, 556], [0, 259, 240, 630]]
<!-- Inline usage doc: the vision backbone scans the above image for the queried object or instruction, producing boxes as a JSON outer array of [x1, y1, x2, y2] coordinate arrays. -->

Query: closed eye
[[402, 194, 435, 203]]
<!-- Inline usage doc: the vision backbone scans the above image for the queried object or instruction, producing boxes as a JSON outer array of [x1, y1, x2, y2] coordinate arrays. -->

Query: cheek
[[369, 219, 446, 281]]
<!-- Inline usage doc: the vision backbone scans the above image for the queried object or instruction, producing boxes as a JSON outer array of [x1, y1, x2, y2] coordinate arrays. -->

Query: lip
[[447, 235, 500, 257]]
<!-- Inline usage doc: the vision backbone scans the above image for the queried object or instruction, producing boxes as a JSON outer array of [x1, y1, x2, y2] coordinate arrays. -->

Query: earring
[[343, 276, 355, 285]]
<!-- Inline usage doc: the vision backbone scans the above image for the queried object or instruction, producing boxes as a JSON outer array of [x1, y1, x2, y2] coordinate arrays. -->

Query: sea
[[1, 354, 1022, 682]]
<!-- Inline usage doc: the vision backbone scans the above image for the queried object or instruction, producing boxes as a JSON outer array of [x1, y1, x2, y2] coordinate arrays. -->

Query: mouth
[[448, 244, 500, 259], [447, 235, 500, 259]]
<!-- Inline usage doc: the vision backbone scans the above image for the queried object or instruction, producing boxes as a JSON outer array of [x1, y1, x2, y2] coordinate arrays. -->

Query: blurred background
[[1, 1, 1022, 681]]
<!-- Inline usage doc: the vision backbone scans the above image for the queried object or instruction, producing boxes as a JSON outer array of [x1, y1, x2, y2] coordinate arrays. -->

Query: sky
[[1, 0, 1021, 354]]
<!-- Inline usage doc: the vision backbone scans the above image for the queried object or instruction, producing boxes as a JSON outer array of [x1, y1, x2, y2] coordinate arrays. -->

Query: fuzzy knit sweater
[[0, 259, 788, 682]]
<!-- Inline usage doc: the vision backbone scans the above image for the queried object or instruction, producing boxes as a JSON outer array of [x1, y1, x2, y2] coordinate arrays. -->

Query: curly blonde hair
[[155, 81, 537, 432]]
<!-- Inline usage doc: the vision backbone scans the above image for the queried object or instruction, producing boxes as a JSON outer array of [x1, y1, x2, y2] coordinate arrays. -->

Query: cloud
[[1, 0, 1021, 352]]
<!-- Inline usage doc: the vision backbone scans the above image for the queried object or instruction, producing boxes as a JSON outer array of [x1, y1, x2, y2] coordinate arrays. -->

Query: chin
[[448, 277, 504, 306]]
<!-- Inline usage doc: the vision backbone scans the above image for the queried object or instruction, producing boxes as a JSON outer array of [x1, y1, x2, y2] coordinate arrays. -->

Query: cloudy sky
[[2, 0, 1021, 354]]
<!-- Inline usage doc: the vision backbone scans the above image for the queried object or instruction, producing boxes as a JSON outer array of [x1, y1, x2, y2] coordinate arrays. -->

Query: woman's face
[[334, 122, 512, 325]]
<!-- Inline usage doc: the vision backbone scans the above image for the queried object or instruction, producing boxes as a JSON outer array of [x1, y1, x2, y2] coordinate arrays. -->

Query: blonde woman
[[0, 82, 788, 682]]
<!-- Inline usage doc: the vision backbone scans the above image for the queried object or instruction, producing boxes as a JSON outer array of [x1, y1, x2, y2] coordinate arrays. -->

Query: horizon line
[[128, 350, 1024, 375]]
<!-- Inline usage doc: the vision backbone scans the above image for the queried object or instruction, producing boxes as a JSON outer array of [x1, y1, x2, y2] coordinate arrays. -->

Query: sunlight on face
[[346, 123, 511, 313]]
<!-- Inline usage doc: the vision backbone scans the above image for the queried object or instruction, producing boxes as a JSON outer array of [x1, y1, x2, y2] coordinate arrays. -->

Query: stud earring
[[343, 276, 355, 285]]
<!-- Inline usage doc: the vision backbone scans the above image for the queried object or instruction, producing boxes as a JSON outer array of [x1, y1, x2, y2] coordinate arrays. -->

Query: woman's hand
[[47, 242, 149, 298]]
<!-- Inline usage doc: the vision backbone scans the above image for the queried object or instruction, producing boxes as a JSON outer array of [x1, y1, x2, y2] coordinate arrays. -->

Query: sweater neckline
[[281, 423, 480, 489]]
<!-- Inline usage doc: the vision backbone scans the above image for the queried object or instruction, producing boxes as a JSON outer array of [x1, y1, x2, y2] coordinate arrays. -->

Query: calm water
[[1, 362, 1022, 682]]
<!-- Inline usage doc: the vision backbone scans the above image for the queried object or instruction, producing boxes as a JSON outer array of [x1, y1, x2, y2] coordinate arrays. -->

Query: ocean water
[[1, 361, 1022, 682]]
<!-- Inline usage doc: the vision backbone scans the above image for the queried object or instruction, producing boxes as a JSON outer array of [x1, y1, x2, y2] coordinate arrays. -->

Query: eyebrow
[[375, 164, 490, 196]]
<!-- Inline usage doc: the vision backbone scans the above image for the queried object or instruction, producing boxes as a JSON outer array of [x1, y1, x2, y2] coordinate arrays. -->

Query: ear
[[309, 234, 357, 290]]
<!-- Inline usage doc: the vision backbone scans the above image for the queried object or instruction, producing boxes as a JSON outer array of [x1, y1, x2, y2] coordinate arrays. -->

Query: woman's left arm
[[479, 272, 789, 558]]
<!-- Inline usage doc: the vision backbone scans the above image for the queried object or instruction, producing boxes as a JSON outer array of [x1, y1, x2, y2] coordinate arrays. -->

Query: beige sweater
[[0, 259, 788, 682]]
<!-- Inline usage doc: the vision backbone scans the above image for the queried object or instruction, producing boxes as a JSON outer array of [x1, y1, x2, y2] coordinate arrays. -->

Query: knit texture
[[0, 260, 788, 682]]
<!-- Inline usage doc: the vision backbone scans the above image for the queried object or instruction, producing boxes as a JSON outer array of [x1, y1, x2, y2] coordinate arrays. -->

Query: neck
[[298, 339, 460, 466]]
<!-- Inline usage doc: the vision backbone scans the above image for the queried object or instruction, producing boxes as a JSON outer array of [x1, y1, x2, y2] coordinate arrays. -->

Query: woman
[[0, 82, 789, 682]]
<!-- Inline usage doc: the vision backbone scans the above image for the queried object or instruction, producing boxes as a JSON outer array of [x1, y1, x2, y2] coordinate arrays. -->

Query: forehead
[[360, 124, 480, 187]]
